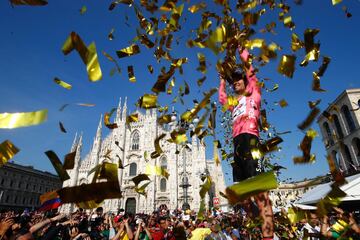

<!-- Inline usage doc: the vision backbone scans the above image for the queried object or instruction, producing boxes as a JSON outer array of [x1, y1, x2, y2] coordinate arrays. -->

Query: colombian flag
[[38, 190, 62, 211]]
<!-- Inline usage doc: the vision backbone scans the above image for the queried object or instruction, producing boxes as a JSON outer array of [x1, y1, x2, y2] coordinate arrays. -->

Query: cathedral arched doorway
[[125, 198, 136, 214]]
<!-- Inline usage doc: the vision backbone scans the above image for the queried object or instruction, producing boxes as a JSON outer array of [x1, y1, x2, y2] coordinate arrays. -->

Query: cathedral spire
[[122, 97, 127, 120], [71, 132, 82, 187], [70, 132, 78, 152], [116, 97, 122, 123], [96, 114, 102, 141]]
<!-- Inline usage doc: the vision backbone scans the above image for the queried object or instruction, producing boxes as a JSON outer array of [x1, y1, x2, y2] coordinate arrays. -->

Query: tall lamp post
[[170, 111, 198, 211]]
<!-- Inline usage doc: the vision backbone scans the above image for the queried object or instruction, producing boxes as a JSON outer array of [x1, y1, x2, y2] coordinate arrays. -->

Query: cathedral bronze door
[[125, 198, 136, 214]]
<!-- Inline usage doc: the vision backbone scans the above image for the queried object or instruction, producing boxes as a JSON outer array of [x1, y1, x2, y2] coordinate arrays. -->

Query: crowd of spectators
[[1, 205, 360, 240]]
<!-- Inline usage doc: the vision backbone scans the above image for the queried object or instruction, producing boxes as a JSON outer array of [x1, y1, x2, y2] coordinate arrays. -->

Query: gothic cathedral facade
[[61, 97, 227, 214]]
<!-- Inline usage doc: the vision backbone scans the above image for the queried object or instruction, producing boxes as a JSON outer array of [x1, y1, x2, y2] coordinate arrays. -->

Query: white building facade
[[61, 97, 227, 214], [317, 89, 360, 175]]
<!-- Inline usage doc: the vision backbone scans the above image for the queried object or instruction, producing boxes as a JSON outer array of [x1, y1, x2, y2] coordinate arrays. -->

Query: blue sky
[[0, 0, 359, 186]]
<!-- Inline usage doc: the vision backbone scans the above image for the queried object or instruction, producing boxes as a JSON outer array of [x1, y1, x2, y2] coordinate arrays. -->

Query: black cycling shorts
[[232, 133, 260, 182]]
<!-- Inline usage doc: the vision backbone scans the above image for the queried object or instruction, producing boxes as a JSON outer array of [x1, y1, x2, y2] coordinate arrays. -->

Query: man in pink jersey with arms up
[[219, 45, 274, 240]]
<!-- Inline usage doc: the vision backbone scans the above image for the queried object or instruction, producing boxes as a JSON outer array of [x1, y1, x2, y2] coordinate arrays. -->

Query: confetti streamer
[[316, 185, 346, 217], [126, 113, 139, 125], [226, 171, 278, 205], [54, 78, 72, 90], [181, 88, 217, 123], [80, 5, 87, 15], [145, 164, 169, 179], [62, 32, 102, 82], [298, 107, 320, 130], [291, 33, 304, 52], [277, 55, 296, 78], [0, 140, 20, 167], [199, 176, 212, 199], [44, 151, 70, 182], [104, 108, 118, 129], [150, 133, 166, 158], [116, 44, 140, 58], [188, 2, 206, 13], [0, 109, 48, 129], [10, 0, 47, 5], [59, 121, 67, 133], [108, 28, 115, 40], [169, 129, 187, 144], [293, 129, 317, 164], [58, 181, 121, 204], [138, 94, 158, 109], [127, 66, 136, 82], [63, 151, 76, 170], [135, 181, 152, 196], [102, 51, 121, 75]]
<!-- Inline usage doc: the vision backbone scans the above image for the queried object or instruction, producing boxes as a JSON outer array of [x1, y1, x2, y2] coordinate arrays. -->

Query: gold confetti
[[116, 44, 140, 58], [298, 107, 320, 130], [242, 12, 260, 26], [308, 99, 321, 109], [199, 176, 212, 199], [145, 164, 169, 179], [77, 200, 103, 209], [127, 65, 136, 82], [44, 151, 70, 182], [225, 171, 278, 205], [326, 154, 346, 185], [58, 181, 121, 204], [150, 133, 166, 158], [54, 77, 72, 90], [213, 140, 220, 165], [62, 32, 102, 82], [293, 129, 317, 164], [291, 33, 304, 52], [10, 0, 47, 5], [63, 151, 76, 170], [332, 0, 342, 5], [278, 99, 288, 108], [169, 129, 187, 144], [196, 53, 207, 73], [135, 181, 151, 196], [104, 108, 118, 129], [147, 65, 154, 74], [188, 2, 206, 13], [126, 113, 139, 125], [197, 76, 206, 86], [181, 88, 217, 122], [312, 56, 331, 92], [0, 109, 48, 129], [80, 5, 87, 15], [152, 66, 176, 93], [132, 174, 150, 186], [283, 16, 295, 29], [0, 140, 20, 166], [316, 185, 346, 217], [277, 55, 296, 78], [102, 51, 121, 75], [260, 109, 270, 132], [167, 77, 175, 95], [138, 94, 158, 109], [157, 114, 172, 125], [76, 103, 95, 107], [59, 121, 67, 133], [108, 28, 115, 40]]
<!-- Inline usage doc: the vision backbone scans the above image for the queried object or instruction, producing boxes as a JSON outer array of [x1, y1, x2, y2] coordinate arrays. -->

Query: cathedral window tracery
[[130, 131, 140, 150], [129, 162, 137, 176], [160, 178, 167, 192]]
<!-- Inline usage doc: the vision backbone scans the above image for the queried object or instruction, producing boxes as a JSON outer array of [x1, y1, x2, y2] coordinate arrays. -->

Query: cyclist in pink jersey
[[219, 46, 274, 240]]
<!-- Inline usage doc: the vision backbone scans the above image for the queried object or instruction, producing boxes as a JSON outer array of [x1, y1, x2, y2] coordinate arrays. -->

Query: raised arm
[[239, 47, 260, 94], [218, 75, 228, 106]]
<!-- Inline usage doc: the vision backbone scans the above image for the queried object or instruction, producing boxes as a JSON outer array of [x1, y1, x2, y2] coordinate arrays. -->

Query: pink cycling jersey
[[218, 49, 261, 138]]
